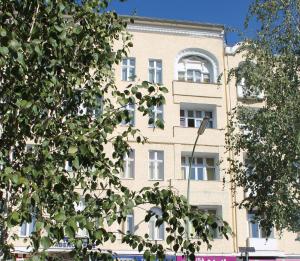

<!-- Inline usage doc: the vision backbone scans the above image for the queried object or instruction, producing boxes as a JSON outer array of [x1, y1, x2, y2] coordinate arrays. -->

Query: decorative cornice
[[127, 24, 224, 39]]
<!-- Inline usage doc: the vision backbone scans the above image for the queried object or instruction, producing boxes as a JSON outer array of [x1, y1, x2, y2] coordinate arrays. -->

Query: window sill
[[120, 177, 135, 180], [149, 179, 164, 181], [175, 80, 220, 85]]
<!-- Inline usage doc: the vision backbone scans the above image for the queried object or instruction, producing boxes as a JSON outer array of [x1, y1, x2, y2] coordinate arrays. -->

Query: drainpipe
[[222, 39, 238, 253]]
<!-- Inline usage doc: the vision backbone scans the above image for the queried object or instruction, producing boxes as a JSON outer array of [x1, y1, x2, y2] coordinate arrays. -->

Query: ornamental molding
[[128, 24, 224, 39]]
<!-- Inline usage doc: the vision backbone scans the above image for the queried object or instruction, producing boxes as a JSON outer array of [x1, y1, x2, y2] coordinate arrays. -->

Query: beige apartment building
[[11, 17, 300, 261]]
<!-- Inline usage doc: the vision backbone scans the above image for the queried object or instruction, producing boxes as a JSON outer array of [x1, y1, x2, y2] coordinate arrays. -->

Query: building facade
[[11, 17, 300, 261]]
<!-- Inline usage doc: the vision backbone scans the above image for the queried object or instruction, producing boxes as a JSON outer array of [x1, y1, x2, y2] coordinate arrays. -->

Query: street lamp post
[[185, 116, 210, 241]]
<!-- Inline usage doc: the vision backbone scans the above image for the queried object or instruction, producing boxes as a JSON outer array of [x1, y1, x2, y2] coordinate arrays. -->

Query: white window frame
[[148, 59, 162, 84], [121, 103, 135, 126], [149, 105, 163, 128], [122, 58, 136, 81], [181, 156, 216, 181], [180, 109, 214, 129], [122, 150, 135, 179], [149, 151, 164, 181], [148, 207, 164, 240]]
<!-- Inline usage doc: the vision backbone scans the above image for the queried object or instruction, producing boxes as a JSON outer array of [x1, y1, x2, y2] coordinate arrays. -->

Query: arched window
[[175, 49, 218, 83], [177, 55, 213, 83], [148, 207, 164, 240]]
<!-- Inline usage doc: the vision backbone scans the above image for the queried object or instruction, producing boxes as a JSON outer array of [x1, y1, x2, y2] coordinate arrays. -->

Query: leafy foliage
[[226, 0, 300, 233], [0, 0, 230, 260]]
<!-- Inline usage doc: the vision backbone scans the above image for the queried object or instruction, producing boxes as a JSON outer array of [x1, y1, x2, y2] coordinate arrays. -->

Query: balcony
[[247, 237, 278, 251], [173, 126, 224, 146], [173, 80, 222, 99]]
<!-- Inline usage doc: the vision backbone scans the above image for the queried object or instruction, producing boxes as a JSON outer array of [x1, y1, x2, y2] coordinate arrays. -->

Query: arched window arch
[[175, 48, 218, 84], [148, 207, 164, 240]]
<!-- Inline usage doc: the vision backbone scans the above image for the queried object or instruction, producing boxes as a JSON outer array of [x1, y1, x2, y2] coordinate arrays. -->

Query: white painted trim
[[128, 24, 224, 39]]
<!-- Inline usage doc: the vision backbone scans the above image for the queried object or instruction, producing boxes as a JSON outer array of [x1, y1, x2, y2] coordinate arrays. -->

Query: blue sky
[[109, 0, 253, 45]]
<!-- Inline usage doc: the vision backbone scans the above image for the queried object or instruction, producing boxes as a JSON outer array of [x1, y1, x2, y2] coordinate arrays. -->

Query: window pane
[[188, 110, 194, 117], [149, 151, 155, 160], [195, 111, 202, 118], [126, 215, 134, 234], [191, 168, 196, 180], [188, 119, 194, 127], [158, 162, 164, 180], [157, 151, 163, 161], [178, 71, 185, 81], [197, 167, 204, 180], [180, 118, 185, 127], [196, 158, 203, 165], [250, 222, 260, 238], [149, 69, 155, 83], [149, 220, 155, 239], [205, 111, 213, 118], [195, 70, 201, 82], [156, 61, 162, 69], [158, 224, 164, 240], [122, 59, 127, 65], [149, 60, 154, 67], [206, 158, 214, 166], [207, 168, 215, 180], [203, 73, 210, 83], [195, 119, 201, 128], [157, 112, 163, 121], [122, 68, 127, 81], [20, 223, 27, 236], [29, 216, 36, 234], [149, 162, 155, 179], [129, 68, 135, 80], [129, 59, 135, 66], [180, 110, 185, 117], [187, 70, 193, 81], [156, 71, 162, 84], [128, 161, 134, 178]]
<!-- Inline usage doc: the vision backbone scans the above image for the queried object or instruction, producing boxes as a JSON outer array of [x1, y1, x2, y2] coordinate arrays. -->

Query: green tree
[[226, 0, 300, 234], [0, 0, 230, 260]]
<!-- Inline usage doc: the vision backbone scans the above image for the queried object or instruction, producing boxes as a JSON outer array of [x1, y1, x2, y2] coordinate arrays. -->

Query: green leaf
[[68, 146, 78, 155], [0, 47, 9, 55], [41, 236, 52, 249]]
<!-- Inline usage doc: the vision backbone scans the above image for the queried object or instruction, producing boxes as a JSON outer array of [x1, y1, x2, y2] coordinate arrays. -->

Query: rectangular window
[[122, 150, 135, 179], [149, 151, 164, 180], [248, 212, 274, 238], [149, 59, 162, 84], [181, 156, 216, 181], [180, 109, 214, 129], [121, 103, 135, 126], [149, 105, 163, 127], [190, 207, 219, 239], [126, 214, 134, 234], [122, 58, 136, 81], [20, 213, 36, 237]]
